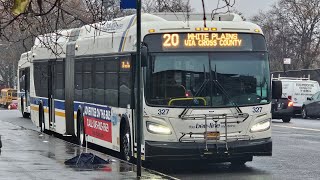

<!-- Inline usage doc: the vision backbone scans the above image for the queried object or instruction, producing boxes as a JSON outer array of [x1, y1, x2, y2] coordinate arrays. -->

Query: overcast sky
[[190, 0, 279, 18]]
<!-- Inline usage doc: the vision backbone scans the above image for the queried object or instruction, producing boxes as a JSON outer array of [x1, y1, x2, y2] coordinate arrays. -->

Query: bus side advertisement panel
[[83, 105, 113, 143]]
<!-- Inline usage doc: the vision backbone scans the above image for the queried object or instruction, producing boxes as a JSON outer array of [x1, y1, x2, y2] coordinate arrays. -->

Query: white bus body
[[17, 51, 32, 118], [28, 13, 272, 163]]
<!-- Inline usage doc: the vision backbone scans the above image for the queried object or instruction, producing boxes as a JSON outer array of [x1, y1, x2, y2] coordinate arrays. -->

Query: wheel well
[[120, 117, 129, 135], [38, 103, 43, 115], [20, 97, 24, 110], [38, 103, 44, 126], [76, 109, 82, 132], [77, 110, 81, 121]]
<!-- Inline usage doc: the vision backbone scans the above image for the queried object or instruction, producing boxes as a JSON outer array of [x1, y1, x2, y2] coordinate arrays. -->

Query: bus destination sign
[[161, 32, 252, 51]]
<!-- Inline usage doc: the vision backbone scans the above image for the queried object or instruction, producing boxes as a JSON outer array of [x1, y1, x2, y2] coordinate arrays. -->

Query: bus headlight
[[147, 122, 172, 135], [250, 120, 271, 132]]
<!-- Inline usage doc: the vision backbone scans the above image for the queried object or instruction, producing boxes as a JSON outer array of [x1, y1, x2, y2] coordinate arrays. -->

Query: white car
[[272, 77, 320, 114]]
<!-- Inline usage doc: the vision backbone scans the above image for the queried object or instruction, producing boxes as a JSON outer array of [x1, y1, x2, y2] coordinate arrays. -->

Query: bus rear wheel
[[77, 113, 86, 147], [120, 123, 132, 162], [39, 106, 45, 132]]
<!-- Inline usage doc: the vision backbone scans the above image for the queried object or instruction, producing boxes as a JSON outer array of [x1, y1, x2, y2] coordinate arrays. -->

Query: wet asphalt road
[[149, 118, 320, 180], [0, 110, 174, 180], [1, 109, 320, 180]]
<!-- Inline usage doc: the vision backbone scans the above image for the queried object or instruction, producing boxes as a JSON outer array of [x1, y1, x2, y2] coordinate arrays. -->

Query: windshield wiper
[[212, 79, 243, 114], [179, 79, 209, 118]]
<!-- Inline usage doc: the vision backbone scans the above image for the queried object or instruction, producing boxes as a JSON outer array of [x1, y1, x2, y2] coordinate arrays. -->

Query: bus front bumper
[[145, 138, 272, 161]]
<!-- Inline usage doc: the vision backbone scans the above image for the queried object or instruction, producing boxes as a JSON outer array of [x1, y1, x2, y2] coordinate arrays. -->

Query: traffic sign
[[120, 0, 136, 9], [284, 58, 291, 65]]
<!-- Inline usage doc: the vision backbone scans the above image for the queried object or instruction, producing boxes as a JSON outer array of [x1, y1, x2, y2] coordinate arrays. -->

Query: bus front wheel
[[230, 156, 252, 167], [120, 121, 132, 162]]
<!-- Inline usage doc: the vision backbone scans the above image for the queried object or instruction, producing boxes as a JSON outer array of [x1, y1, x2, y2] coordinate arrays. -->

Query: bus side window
[[119, 57, 131, 108], [94, 58, 105, 105], [105, 58, 119, 107], [83, 60, 93, 103], [75, 59, 83, 102]]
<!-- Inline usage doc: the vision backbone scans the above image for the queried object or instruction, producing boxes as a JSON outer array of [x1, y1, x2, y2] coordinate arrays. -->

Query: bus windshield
[[146, 52, 270, 107]]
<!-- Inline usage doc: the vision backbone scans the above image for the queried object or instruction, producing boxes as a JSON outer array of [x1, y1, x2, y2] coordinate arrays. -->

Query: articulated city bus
[[28, 13, 277, 164], [17, 51, 31, 118]]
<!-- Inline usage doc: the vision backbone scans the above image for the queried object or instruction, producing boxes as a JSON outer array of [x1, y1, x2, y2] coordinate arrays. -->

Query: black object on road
[[64, 152, 110, 169]]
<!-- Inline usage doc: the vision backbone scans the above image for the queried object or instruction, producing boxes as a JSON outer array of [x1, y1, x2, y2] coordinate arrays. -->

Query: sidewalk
[[0, 110, 175, 180]]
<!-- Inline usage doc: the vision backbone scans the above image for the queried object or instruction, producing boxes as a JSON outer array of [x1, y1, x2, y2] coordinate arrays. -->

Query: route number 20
[[163, 34, 180, 47]]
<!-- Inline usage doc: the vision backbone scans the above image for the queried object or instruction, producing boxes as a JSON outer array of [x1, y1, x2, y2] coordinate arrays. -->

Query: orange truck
[[0, 88, 17, 108]]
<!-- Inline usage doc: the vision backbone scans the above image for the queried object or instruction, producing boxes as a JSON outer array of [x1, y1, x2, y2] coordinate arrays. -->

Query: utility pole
[[136, 0, 142, 177], [158, 0, 161, 12]]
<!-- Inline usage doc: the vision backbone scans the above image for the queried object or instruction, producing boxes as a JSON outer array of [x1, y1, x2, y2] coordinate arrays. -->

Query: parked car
[[8, 100, 18, 110], [301, 91, 320, 119], [272, 98, 294, 122]]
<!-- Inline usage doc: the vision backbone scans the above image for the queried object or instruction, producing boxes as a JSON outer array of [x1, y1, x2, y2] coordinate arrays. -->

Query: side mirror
[[141, 45, 148, 67], [307, 97, 312, 101], [272, 80, 282, 99]]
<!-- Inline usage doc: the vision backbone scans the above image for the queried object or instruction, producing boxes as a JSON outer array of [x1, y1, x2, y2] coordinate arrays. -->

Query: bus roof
[[31, 13, 264, 59], [18, 51, 31, 69]]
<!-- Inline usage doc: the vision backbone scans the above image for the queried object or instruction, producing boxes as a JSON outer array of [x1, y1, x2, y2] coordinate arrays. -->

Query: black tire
[[39, 106, 45, 132], [22, 113, 29, 118], [282, 117, 291, 123], [21, 97, 25, 116], [302, 107, 308, 119], [21, 98, 29, 118], [77, 113, 86, 146], [230, 156, 252, 167], [231, 160, 247, 166], [120, 122, 132, 162]]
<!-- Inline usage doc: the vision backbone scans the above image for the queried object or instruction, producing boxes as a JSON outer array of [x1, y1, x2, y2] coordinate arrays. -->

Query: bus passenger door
[[48, 61, 56, 129]]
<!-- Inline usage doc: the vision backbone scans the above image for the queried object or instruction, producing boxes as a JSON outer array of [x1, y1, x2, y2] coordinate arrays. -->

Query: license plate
[[205, 132, 220, 140]]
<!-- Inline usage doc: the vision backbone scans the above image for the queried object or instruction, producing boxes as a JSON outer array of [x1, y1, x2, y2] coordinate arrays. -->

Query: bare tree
[[142, 0, 192, 13], [253, 0, 320, 71]]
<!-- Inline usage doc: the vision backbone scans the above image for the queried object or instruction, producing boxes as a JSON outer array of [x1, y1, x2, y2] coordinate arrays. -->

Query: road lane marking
[[273, 125, 320, 132]]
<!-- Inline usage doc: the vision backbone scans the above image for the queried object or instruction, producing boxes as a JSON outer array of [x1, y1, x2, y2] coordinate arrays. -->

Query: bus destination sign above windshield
[[161, 33, 253, 51]]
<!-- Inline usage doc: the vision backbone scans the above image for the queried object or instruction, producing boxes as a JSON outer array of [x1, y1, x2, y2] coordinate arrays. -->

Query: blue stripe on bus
[[54, 100, 65, 110], [30, 97, 49, 107], [30, 97, 65, 111], [118, 15, 136, 52], [74, 102, 82, 112]]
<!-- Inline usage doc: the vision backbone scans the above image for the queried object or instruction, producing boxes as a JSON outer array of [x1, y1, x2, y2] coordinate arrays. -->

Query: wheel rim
[[39, 109, 43, 132], [302, 108, 306, 118], [123, 132, 131, 161], [42, 113, 45, 131], [79, 120, 84, 146]]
